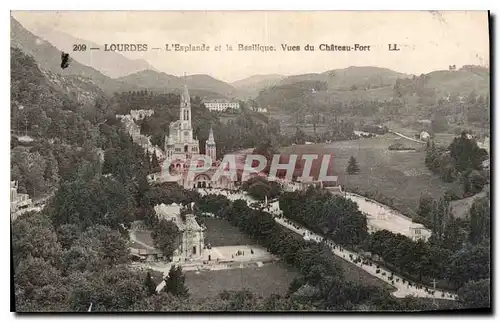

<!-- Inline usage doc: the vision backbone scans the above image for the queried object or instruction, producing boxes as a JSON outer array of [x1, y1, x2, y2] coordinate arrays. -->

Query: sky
[[12, 11, 490, 82]]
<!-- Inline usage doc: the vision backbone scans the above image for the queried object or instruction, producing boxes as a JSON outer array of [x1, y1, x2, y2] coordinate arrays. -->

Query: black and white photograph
[[9, 10, 491, 313]]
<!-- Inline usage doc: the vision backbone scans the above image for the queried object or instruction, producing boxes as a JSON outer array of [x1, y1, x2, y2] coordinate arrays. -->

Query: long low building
[[344, 192, 432, 241], [203, 99, 240, 112]]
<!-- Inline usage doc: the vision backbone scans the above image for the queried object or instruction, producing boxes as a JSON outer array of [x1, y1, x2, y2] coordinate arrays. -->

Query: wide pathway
[[130, 230, 156, 250], [388, 130, 426, 144], [198, 188, 458, 301]]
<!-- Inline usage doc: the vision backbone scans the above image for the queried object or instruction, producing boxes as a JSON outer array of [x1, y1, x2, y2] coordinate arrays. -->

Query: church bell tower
[[205, 126, 216, 163], [180, 74, 193, 143]]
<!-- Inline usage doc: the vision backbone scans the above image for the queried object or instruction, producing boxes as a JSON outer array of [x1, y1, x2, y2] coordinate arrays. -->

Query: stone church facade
[[161, 80, 234, 190], [154, 203, 205, 259]]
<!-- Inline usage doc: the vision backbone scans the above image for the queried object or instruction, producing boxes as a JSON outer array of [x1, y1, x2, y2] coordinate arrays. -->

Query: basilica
[[162, 82, 234, 190]]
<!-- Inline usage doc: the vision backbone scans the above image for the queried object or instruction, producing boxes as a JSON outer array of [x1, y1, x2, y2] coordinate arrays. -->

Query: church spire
[[182, 72, 190, 106], [205, 126, 216, 162], [207, 126, 215, 143]]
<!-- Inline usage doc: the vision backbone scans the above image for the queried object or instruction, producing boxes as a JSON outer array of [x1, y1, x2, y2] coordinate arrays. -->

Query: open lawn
[[201, 216, 394, 295], [201, 217, 254, 247], [281, 124, 330, 136], [450, 189, 488, 219], [185, 262, 298, 299], [281, 134, 453, 217]]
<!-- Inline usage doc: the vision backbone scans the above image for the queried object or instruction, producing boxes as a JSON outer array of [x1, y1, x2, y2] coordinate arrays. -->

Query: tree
[[43, 151, 60, 189], [458, 279, 491, 309], [469, 197, 490, 245], [430, 198, 451, 241], [164, 265, 189, 297], [11, 148, 49, 197], [151, 151, 161, 173], [56, 224, 81, 250], [62, 225, 129, 273], [144, 271, 157, 296], [12, 213, 63, 268], [442, 217, 464, 251], [446, 244, 490, 288], [346, 156, 360, 175], [449, 133, 488, 172], [14, 255, 69, 312], [466, 170, 486, 195], [252, 139, 277, 174], [69, 266, 147, 311], [219, 290, 257, 310], [417, 194, 435, 219], [150, 219, 180, 260], [295, 127, 308, 144]]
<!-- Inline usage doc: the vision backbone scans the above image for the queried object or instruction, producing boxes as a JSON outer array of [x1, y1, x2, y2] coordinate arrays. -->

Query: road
[[129, 230, 155, 250], [388, 130, 426, 144]]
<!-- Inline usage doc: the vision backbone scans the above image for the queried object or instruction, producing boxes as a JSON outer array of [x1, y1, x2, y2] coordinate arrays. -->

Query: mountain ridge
[[27, 25, 158, 78], [116, 70, 241, 99], [10, 16, 138, 95]]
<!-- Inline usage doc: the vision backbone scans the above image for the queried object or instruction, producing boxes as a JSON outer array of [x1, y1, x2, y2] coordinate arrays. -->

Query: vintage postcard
[[10, 11, 490, 313]]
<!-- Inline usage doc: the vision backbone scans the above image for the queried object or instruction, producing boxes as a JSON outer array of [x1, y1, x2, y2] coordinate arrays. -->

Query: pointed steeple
[[181, 72, 190, 106], [205, 126, 216, 162], [207, 126, 215, 144]]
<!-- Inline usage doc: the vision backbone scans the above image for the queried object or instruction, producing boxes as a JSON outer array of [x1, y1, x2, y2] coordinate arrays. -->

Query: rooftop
[[202, 98, 238, 104], [154, 203, 203, 232]]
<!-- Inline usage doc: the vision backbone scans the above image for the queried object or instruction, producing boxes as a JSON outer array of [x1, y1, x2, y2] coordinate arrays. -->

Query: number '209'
[[73, 44, 87, 51]]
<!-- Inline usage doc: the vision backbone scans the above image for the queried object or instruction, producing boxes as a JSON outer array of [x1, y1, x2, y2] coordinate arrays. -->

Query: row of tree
[[276, 186, 490, 308], [279, 187, 368, 246], [241, 176, 282, 201]]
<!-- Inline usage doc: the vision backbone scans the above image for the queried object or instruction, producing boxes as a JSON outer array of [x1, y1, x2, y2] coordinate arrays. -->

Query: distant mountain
[[10, 17, 135, 95], [279, 66, 409, 91], [256, 80, 328, 110], [117, 70, 179, 89], [256, 65, 490, 119], [421, 66, 489, 96], [41, 69, 106, 107], [117, 70, 241, 99], [231, 74, 285, 98], [28, 26, 157, 78]]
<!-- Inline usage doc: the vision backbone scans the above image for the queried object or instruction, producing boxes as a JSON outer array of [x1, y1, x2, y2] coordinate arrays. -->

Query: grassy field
[[450, 189, 488, 219], [281, 134, 453, 217], [185, 262, 298, 299], [281, 124, 330, 136], [201, 217, 255, 247], [386, 121, 458, 147], [200, 217, 394, 296]]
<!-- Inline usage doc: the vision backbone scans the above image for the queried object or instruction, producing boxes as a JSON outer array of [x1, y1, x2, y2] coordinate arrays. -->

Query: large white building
[[345, 192, 432, 242], [130, 109, 154, 121], [203, 99, 240, 112]]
